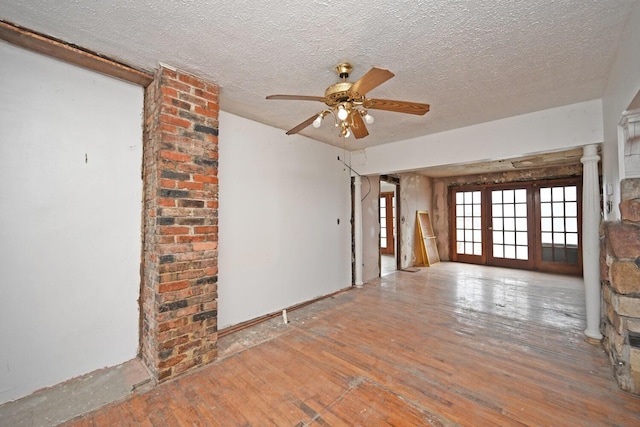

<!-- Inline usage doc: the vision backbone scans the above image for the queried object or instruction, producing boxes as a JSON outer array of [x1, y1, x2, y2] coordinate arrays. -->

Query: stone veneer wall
[[141, 66, 219, 382], [601, 178, 640, 394]]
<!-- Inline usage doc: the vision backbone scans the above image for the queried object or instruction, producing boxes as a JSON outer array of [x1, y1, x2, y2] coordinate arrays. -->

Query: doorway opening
[[380, 175, 400, 276]]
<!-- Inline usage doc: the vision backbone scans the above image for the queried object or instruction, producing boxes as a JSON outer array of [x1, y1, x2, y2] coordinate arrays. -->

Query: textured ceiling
[[0, 0, 636, 151]]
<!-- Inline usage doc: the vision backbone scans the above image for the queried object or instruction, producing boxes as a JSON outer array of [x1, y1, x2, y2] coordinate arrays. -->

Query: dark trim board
[[0, 20, 154, 86]]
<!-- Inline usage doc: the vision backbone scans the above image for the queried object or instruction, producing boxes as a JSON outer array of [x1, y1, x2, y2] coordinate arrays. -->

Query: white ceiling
[[0, 0, 636, 151]]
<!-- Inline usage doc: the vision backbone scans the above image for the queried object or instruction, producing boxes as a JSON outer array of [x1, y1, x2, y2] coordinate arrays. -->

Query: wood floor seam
[[53, 263, 640, 427]]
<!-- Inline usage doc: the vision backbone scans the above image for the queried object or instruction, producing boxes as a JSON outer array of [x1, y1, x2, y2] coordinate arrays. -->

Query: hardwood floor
[[381, 254, 396, 276], [63, 263, 640, 426]]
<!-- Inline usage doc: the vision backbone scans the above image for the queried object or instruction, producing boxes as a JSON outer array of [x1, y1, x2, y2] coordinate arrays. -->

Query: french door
[[380, 192, 395, 255], [487, 186, 534, 270], [450, 179, 582, 274]]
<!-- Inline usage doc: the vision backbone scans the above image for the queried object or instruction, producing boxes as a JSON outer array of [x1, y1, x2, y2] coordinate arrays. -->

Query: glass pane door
[[536, 184, 581, 274], [450, 179, 581, 274], [491, 188, 528, 260], [380, 192, 395, 255], [453, 189, 484, 263], [487, 187, 533, 269], [380, 195, 387, 250]]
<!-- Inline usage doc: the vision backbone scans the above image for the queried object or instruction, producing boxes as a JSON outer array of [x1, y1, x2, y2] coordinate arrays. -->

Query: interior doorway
[[380, 176, 400, 276], [380, 191, 395, 255]]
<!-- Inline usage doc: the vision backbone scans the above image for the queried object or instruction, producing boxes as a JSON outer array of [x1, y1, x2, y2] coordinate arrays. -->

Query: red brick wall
[[141, 66, 219, 381]]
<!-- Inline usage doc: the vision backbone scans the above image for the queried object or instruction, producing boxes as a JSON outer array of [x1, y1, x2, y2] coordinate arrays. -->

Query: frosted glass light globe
[[337, 105, 348, 121]]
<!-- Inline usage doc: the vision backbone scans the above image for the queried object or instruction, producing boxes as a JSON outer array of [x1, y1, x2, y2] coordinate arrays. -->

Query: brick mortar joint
[[142, 66, 220, 384], [159, 66, 219, 94]]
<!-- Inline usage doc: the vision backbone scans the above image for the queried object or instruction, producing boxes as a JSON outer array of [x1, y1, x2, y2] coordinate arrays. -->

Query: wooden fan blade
[[285, 114, 319, 135], [349, 112, 369, 139], [266, 94, 325, 102], [366, 98, 430, 115], [349, 67, 395, 96]]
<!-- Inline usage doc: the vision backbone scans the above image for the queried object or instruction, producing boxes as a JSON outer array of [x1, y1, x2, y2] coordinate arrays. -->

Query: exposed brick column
[[141, 65, 219, 381]]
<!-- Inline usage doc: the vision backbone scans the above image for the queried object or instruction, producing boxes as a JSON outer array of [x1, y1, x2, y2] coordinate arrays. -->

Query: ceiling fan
[[266, 63, 430, 139]]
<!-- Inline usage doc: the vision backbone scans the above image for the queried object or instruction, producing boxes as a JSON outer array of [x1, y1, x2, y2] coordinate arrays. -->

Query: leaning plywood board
[[416, 210, 440, 266]]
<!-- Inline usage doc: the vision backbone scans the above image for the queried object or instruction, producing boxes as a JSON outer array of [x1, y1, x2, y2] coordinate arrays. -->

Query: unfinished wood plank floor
[[63, 262, 640, 426]]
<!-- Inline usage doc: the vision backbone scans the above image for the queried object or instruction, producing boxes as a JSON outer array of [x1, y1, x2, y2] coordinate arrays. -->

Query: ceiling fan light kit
[[266, 63, 430, 140]]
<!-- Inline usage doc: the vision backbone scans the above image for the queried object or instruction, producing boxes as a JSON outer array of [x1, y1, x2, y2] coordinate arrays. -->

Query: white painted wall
[[217, 111, 352, 329], [601, 0, 640, 221], [0, 41, 143, 403], [351, 99, 603, 176], [361, 176, 380, 283]]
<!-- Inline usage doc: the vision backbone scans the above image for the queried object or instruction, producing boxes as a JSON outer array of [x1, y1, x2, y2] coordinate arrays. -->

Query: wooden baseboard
[[218, 286, 352, 338]]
